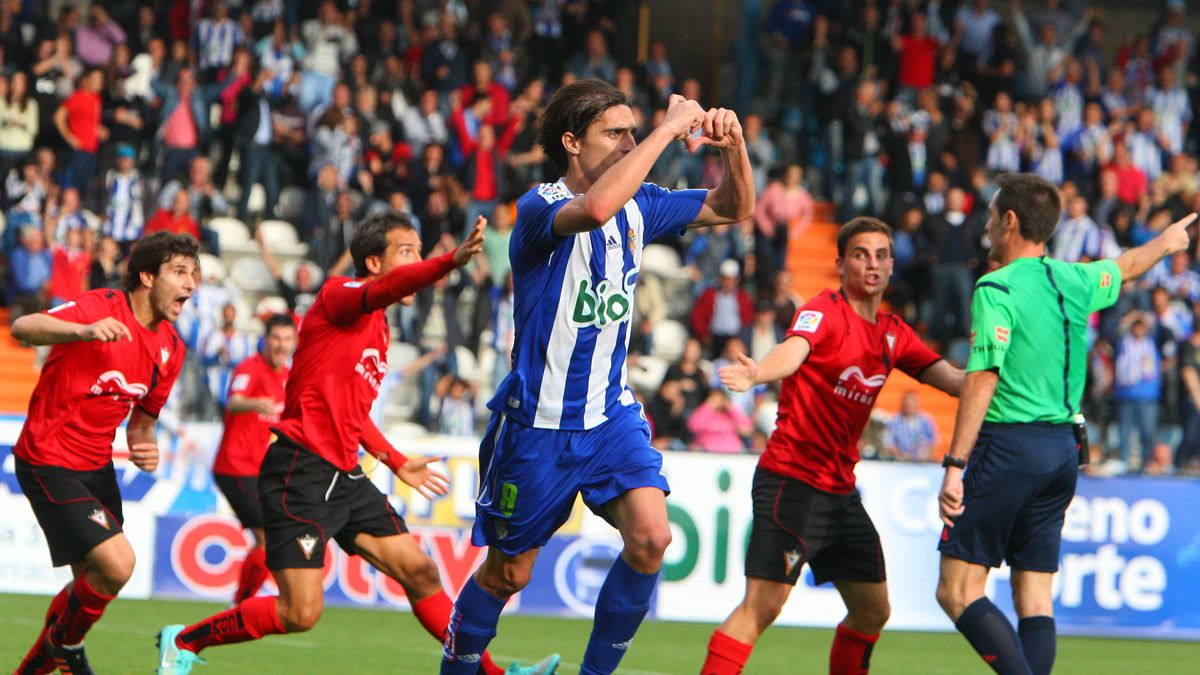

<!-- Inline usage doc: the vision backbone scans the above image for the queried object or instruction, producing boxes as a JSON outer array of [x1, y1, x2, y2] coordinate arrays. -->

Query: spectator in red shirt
[[691, 259, 756, 358], [48, 226, 93, 307], [893, 12, 941, 97], [55, 67, 108, 198], [145, 189, 200, 240], [1106, 141, 1149, 205], [459, 60, 511, 127]]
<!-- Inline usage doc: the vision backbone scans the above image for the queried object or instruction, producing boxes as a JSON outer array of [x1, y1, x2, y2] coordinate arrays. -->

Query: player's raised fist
[[686, 108, 744, 154], [661, 94, 705, 142], [78, 317, 133, 343], [718, 353, 759, 392], [454, 215, 487, 267], [1161, 212, 1197, 255], [397, 455, 452, 500]]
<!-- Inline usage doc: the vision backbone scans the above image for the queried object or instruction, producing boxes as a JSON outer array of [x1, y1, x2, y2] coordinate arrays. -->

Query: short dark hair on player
[[350, 210, 417, 278], [994, 173, 1062, 244], [263, 313, 295, 334], [836, 217, 893, 257], [537, 79, 629, 172], [122, 232, 200, 291]]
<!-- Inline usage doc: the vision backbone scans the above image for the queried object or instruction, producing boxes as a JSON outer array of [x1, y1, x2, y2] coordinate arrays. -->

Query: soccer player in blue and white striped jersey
[[442, 80, 754, 674]]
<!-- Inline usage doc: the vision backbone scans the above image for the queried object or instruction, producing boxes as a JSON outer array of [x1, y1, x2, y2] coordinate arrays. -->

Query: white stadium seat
[[640, 244, 688, 280], [197, 253, 227, 283], [650, 319, 689, 362], [228, 257, 276, 293], [277, 186, 306, 220], [258, 219, 308, 257]]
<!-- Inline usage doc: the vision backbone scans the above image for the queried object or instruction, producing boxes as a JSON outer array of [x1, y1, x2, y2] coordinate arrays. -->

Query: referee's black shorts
[[214, 473, 265, 529], [938, 422, 1078, 572], [744, 467, 886, 586], [259, 435, 408, 571], [15, 457, 125, 567]]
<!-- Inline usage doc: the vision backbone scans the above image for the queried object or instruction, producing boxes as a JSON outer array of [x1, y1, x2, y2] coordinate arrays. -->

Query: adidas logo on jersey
[[605, 235, 621, 251]]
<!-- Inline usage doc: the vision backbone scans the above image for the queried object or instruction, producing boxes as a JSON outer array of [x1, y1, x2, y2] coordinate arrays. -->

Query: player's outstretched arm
[[552, 94, 705, 237], [11, 313, 132, 345], [689, 107, 756, 228], [1116, 212, 1196, 281], [719, 336, 812, 391], [917, 360, 967, 397]]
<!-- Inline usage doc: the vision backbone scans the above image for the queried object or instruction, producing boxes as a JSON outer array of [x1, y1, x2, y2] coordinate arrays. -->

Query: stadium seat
[[255, 295, 289, 317], [628, 354, 669, 393], [387, 341, 420, 370], [640, 244, 688, 280], [207, 216, 258, 259], [258, 219, 308, 257], [650, 319, 689, 362], [386, 422, 429, 439], [245, 184, 266, 216], [197, 253, 227, 283], [228, 257, 276, 293], [455, 345, 480, 382], [277, 186, 306, 220]]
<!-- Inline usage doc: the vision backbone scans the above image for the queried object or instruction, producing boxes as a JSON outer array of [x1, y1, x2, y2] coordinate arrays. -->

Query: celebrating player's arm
[[12, 312, 133, 345], [359, 417, 449, 501], [226, 394, 279, 416], [126, 407, 160, 473], [686, 103, 756, 228]]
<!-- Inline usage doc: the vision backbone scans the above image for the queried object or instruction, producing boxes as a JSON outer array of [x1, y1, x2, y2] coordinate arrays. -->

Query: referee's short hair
[[123, 232, 200, 291], [836, 217, 893, 257], [995, 173, 1062, 244], [350, 210, 417, 278], [537, 79, 629, 172]]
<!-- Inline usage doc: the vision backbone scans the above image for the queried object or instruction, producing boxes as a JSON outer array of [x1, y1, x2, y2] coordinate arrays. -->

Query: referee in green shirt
[[934, 173, 1195, 675]]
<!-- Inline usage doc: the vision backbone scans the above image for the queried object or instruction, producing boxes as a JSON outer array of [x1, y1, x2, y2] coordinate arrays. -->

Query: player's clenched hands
[[718, 353, 759, 392], [77, 317, 132, 343], [660, 94, 705, 143], [454, 215, 487, 267], [396, 455, 451, 500], [129, 442, 159, 473], [687, 107, 744, 154], [1160, 212, 1197, 255], [938, 468, 965, 527]]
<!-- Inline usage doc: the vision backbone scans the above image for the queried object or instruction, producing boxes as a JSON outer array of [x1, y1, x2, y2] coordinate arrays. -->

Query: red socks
[[177, 596, 285, 654], [52, 575, 115, 647], [412, 591, 503, 675], [830, 622, 879, 675], [16, 584, 71, 674], [702, 630, 753, 675], [233, 546, 271, 604]]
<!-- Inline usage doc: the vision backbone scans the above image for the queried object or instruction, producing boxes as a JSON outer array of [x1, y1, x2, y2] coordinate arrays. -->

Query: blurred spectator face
[[1159, 67, 1176, 90], [21, 227, 44, 251], [317, 164, 338, 191], [419, 89, 438, 114], [910, 11, 926, 35], [486, 13, 508, 36], [784, 164, 803, 187], [681, 78, 701, 102], [1064, 60, 1082, 84], [478, 124, 497, 151], [211, 1, 228, 21], [190, 158, 211, 186], [138, 5, 155, 29], [1038, 98, 1056, 122], [1151, 287, 1169, 314], [333, 83, 351, 109], [901, 208, 923, 231], [1137, 108, 1155, 131], [350, 54, 368, 79], [682, 337, 702, 364], [388, 192, 409, 212], [98, 236, 118, 260], [222, 303, 236, 326], [172, 190, 190, 215], [1107, 68, 1125, 93], [723, 337, 746, 361], [1100, 170, 1119, 197], [585, 30, 606, 58], [902, 392, 920, 416], [946, 188, 965, 213], [0, 74, 8, 98], [296, 264, 314, 290], [743, 113, 762, 139], [64, 227, 83, 249], [335, 192, 354, 218], [37, 148, 55, 174], [927, 171, 947, 194], [855, 81, 876, 107], [319, 0, 338, 24], [491, 203, 511, 231], [356, 87, 377, 113], [1083, 102, 1103, 127], [473, 61, 494, 86], [148, 38, 165, 62], [615, 68, 635, 92], [1131, 317, 1149, 338], [171, 40, 188, 63], [471, 96, 493, 119], [177, 67, 195, 95], [837, 46, 858, 76], [649, 41, 667, 62], [1112, 142, 1131, 166], [61, 188, 79, 212], [1067, 196, 1087, 219], [1039, 22, 1057, 47], [1171, 251, 1189, 276], [83, 70, 104, 93]]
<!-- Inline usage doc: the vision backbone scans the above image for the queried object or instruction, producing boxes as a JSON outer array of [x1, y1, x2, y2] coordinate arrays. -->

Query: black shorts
[[259, 436, 408, 570], [938, 422, 1077, 572], [214, 473, 264, 529], [15, 458, 124, 567], [744, 467, 885, 586]]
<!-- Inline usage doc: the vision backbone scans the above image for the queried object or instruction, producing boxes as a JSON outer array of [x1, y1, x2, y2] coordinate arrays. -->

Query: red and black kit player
[[157, 212, 557, 675], [12, 232, 198, 675], [212, 313, 296, 605], [701, 218, 965, 675]]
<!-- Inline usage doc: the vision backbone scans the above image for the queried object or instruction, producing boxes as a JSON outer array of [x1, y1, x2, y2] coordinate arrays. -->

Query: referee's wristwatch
[[941, 454, 967, 469]]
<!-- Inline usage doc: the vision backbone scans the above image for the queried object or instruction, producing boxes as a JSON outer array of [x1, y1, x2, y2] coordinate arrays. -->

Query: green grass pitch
[[2, 593, 1197, 673]]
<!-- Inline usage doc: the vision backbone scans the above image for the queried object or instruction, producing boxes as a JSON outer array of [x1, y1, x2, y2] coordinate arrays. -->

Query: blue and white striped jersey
[[489, 179, 706, 430]]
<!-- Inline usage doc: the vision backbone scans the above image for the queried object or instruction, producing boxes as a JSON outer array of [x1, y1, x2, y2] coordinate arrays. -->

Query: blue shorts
[[471, 405, 670, 555], [938, 422, 1078, 572]]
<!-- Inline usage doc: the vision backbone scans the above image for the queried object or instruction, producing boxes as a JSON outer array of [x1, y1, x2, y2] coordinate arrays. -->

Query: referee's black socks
[[954, 597, 1034, 675], [1017, 615, 1056, 675]]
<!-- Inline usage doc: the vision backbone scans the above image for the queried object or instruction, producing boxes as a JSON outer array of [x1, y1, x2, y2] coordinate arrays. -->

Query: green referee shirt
[[967, 256, 1122, 424]]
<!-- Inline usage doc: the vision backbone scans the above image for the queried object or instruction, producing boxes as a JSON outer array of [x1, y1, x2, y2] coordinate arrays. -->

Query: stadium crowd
[[0, 0, 1198, 476]]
